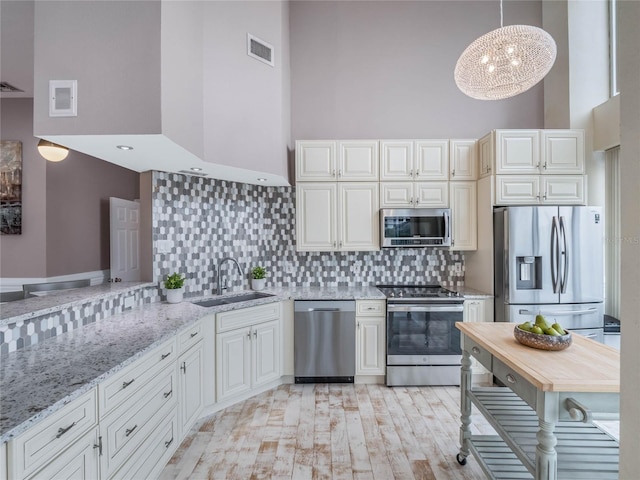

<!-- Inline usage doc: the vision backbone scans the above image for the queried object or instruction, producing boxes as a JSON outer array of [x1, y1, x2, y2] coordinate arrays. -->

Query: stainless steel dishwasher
[[294, 300, 356, 383]]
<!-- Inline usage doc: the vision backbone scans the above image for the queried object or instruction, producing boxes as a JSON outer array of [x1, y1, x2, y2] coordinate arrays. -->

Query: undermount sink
[[192, 292, 275, 308]]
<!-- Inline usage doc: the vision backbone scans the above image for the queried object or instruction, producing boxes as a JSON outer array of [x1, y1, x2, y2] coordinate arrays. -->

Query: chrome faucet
[[217, 257, 244, 295]]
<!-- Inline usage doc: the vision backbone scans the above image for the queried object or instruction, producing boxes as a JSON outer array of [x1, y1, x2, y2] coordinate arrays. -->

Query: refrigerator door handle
[[551, 216, 559, 293], [518, 308, 598, 316], [559, 216, 569, 293]]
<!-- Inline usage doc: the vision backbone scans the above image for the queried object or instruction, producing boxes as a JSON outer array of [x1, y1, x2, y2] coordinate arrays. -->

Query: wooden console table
[[456, 322, 620, 480]]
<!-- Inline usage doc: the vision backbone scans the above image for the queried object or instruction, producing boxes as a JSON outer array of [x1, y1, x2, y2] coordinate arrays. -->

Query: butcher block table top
[[456, 322, 620, 393]]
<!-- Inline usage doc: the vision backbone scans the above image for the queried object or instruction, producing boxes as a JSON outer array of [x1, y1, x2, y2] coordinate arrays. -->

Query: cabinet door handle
[[357, 322, 360, 329], [125, 425, 138, 437], [56, 421, 76, 439], [338, 169, 343, 177], [161, 352, 171, 360], [164, 390, 173, 398], [416, 170, 420, 177], [339, 241, 343, 249], [409, 169, 414, 177], [253, 330, 257, 338], [332, 169, 336, 178], [506, 374, 517, 384], [190, 332, 198, 338], [452, 169, 456, 177], [333, 241, 337, 248], [122, 379, 135, 389], [543, 162, 547, 170], [165, 437, 174, 449], [471, 346, 480, 355], [93, 436, 103, 455]]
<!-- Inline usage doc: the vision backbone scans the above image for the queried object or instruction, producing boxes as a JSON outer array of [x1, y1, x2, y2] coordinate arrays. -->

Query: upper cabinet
[[381, 140, 450, 181], [479, 129, 585, 176], [450, 139, 478, 181], [296, 141, 379, 182]]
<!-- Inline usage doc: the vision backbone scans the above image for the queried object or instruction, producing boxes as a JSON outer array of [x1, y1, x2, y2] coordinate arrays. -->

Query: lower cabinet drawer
[[108, 407, 178, 480], [100, 366, 176, 478], [98, 337, 177, 418], [25, 428, 100, 480], [8, 388, 98, 480], [493, 358, 537, 409], [464, 337, 492, 372]]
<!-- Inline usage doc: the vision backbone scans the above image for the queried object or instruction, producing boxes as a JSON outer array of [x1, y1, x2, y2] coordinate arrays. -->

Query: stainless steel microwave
[[380, 208, 451, 247]]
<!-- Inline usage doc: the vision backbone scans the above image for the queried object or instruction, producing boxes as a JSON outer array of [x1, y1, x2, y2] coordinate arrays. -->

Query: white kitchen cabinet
[[7, 388, 98, 480], [495, 175, 541, 205], [540, 130, 585, 174], [450, 181, 477, 251], [178, 339, 204, 438], [216, 303, 282, 402], [380, 181, 448, 208], [450, 139, 477, 180], [296, 140, 379, 182], [380, 140, 449, 181], [295, 141, 336, 182], [338, 140, 379, 181], [480, 129, 584, 176], [24, 428, 100, 480], [463, 298, 493, 380], [495, 130, 540, 175], [415, 140, 449, 180], [1, 442, 6, 480], [478, 134, 493, 178], [495, 175, 586, 205], [355, 300, 386, 377], [296, 182, 379, 252]]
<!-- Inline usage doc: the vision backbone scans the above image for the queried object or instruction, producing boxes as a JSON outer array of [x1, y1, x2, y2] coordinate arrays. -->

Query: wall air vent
[[0, 82, 24, 93], [178, 170, 208, 177], [247, 33, 274, 67]]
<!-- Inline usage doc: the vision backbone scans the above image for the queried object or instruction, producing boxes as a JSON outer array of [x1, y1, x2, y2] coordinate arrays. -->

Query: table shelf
[[467, 387, 619, 480]]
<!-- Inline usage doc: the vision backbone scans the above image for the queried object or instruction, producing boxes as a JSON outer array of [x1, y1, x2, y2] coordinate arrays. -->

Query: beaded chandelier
[[454, 1, 557, 101]]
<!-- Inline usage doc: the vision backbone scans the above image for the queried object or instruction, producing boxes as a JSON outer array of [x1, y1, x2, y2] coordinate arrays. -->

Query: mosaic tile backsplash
[[152, 171, 465, 298], [0, 287, 158, 355]]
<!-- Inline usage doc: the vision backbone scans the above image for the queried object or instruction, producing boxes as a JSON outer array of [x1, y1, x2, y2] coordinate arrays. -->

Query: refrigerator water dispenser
[[516, 256, 541, 290]]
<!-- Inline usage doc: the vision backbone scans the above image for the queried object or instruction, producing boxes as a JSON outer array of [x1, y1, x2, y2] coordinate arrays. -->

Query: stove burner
[[376, 284, 462, 302]]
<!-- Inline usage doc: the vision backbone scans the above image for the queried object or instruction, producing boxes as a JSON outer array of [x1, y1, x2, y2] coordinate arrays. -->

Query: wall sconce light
[[37, 139, 69, 162]]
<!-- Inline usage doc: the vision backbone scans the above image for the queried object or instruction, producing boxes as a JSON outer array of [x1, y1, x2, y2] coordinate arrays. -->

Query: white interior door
[[109, 197, 140, 282]]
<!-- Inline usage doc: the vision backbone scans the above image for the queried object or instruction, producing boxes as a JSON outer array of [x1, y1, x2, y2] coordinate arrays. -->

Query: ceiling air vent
[[0, 82, 24, 93], [178, 170, 208, 177], [247, 33, 274, 67]]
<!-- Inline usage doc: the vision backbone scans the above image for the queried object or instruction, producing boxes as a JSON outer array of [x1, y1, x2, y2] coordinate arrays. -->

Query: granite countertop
[[449, 286, 493, 299], [0, 282, 157, 326], [262, 285, 387, 300]]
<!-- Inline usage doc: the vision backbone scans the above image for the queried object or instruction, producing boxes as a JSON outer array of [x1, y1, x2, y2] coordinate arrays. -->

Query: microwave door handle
[[445, 211, 451, 244]]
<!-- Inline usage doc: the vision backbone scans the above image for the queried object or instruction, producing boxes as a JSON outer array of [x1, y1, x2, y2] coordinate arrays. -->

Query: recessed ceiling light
[[190, 167, 203, 172], [116, 145, 134, 151], [257, 178, 267, 182]]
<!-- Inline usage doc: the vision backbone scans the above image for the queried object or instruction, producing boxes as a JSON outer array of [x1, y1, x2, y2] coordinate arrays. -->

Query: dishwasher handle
[[306, 308, 341, 312]]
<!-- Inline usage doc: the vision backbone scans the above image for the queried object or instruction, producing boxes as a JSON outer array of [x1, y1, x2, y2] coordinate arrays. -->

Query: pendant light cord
[[500, 0, 504, 27]]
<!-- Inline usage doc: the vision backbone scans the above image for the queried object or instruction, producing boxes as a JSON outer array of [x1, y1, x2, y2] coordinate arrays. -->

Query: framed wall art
[[1, 140, 23, 235]]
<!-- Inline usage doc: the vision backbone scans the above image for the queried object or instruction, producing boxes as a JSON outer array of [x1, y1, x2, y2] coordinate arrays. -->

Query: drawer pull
[[125, 425, 138, 437], [164, 390, 172, 398], [506, 374, 517, 384], [471, 346, 480, 355], [161, 352, 172, 360], [56, 421, 76, 439], [366, 307, 376, 310], [165, 437, 174, 448], [190, 332, 198, 338], [122, 379, 135, 389]]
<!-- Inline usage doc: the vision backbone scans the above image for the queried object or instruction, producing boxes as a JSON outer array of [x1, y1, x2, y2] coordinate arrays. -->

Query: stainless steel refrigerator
[[494, 206, 605, 342]]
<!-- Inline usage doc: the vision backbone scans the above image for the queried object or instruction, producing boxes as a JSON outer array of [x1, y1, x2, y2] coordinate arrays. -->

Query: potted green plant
[[165, 272, 185, 303], [251, 266, 267, 291]]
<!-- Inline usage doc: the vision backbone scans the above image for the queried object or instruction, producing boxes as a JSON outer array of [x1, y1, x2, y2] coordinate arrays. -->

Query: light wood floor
[[160, 383, 497, 480]]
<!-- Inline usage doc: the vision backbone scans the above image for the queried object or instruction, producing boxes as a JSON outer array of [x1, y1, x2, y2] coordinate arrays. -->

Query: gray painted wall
[[0, 99, 47, 278], [290, 0, 544, 141], [33, 1, 162, 136], [203, 1, 290, 179], [0, 98, 139, 279]]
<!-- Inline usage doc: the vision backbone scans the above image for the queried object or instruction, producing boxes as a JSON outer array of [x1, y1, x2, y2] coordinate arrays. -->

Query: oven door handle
[[387, 304, 464, 313]]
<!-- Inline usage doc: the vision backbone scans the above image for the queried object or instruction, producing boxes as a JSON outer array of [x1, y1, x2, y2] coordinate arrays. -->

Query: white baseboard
[[0, 270, 110, 292]]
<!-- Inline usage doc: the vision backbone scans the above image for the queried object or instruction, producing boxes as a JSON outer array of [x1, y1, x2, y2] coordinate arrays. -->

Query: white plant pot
[[166, 287, 184, 304], [251, 279, 266, 291]]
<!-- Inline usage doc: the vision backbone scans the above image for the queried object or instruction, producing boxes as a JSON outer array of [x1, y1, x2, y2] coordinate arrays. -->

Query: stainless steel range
[[377, 285, 464, 386]]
